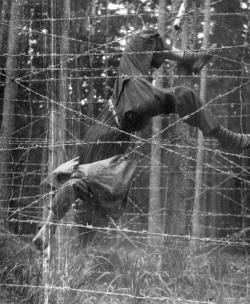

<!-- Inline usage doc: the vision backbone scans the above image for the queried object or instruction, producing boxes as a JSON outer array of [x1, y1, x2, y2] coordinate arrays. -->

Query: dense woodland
[[0, 0, 250, 303]]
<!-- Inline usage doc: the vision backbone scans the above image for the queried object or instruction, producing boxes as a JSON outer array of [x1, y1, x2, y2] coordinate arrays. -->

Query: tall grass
[[0, 233, 249, 304]]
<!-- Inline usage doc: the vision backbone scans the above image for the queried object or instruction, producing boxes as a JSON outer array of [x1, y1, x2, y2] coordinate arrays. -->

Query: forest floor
[[1, 230, 250, 304]]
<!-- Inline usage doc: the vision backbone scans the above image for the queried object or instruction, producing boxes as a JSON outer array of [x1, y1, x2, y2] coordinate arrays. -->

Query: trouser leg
[[50, 182, 75, 219], [165, 86, 250, 149], [171, 86, 219, 135], [33, 182, 76, 250], [135, 84, 218, 136], [119, 82, 178, 132]]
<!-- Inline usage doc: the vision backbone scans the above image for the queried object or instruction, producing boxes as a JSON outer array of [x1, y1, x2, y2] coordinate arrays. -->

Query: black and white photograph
[[0, 0, 250, 303]]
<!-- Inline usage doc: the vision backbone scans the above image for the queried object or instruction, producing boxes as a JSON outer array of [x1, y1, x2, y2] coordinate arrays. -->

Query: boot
[[32, 210, 58, 250], [174, 44, 216, 75], [177, 49, 213, 75]]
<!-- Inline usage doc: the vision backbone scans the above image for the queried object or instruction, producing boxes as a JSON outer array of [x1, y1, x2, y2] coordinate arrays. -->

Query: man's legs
[[117, 80, 217, 135], [163, 86, 250, 149], [172, 86, 219, 136], [33, 181, 76, 250], [121, 82, 250, 150]]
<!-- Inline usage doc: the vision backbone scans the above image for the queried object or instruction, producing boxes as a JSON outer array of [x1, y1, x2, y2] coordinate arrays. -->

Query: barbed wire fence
[[0, 0, 250, 303]]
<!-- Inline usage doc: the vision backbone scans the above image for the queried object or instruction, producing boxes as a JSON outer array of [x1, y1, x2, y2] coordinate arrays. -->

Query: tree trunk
[[42, 2, 68, 303], [0, 0, 23, 223], [42, 0, 68, 219], [0, 0, 3, 50], [163, 0, 190, 237], [56, 0, 72, 272], [0, 0, 10, 55], [147, 0, 166, 261], [190, 0, 211, 253], [86, 0, 96, 127], [48, 1, 66, 174]]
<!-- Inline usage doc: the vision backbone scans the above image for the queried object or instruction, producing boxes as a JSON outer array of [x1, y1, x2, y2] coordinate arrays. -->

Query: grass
[[0, 233, 43, 303], [0, 231, 250, 304]]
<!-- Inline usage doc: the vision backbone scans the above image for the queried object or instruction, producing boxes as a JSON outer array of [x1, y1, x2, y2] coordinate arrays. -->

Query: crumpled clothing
[[173, 86, 218, 135], [42, 155, 137, 219], [119, 29, 164, 76], [112, 30, 176, 131]]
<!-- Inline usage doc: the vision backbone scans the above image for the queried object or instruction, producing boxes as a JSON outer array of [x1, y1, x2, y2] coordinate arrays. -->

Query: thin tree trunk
[[58, 0, 69, 159], [48, 2, 66, 175], [0, 0, 10, 54], [42, 0, 67, 219], [147, 0, 166, 260], [163, 0, 189, 237], [42, 2, 68, 303], [68, 0, 83, 158], [0, 1, 2, 21], [0, 0, 23, 223], [56, 0, 71, 280], [190, 0, 211, 253], [86, 0, 96, 127], [0, 0, 3, 49]]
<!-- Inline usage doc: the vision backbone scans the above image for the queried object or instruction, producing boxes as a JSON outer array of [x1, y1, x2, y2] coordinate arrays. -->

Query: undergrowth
[[0, 236, 42, 303], [0, 235, 250, 304]]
